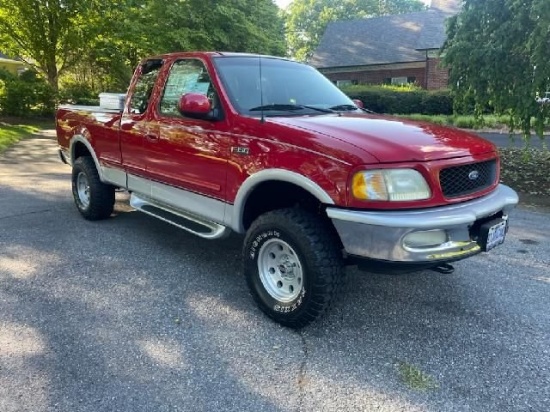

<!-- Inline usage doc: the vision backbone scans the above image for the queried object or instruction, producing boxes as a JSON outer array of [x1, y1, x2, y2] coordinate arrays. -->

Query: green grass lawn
[[0, 119, 53, 153], [395, 114, 513, 130], [396, 113, 550, 133]]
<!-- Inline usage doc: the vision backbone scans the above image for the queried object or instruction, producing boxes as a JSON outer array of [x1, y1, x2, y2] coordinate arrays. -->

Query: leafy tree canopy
[[0, 0, 105, 91], [285, 0, 426, 62], [0, 0, 285, 93], [147, 0, 285, 56], [443, 0, 550, 137]]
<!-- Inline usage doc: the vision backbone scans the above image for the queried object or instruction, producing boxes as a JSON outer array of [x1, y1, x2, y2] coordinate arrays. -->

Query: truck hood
[[270, 114, 495, 163]]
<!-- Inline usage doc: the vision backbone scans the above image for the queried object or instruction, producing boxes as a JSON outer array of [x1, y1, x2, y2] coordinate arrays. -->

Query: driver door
[[145, 58, 231, 203]]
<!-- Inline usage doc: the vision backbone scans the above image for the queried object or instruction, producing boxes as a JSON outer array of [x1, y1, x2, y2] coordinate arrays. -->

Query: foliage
[[58, 81, 99, 105], [341, 84, 453, 115], [146, 0, 286, 55], [499, 148, 550, 198], [0, 69, 55, 117], [376, 83, 423, 92], [77, 0, 163, 92], [398, 113, 449, 125], [397, 361, 438, 391], [442, 0, 550, 138], [284, 0, 426, 61], [0, 0, 286, 94], [394, 114, 549, 131], [422, 90, 454, 116], [0, 0, 105, 92]]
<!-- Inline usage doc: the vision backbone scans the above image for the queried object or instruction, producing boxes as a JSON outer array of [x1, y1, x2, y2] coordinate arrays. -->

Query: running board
[[130, 193, 230, 239]]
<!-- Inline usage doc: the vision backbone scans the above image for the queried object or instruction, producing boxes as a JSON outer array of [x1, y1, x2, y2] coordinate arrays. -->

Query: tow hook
[[431, 263, 455, 274]]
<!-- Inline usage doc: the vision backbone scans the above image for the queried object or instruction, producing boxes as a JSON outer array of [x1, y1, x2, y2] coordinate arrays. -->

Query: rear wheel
[[243, 208, 344, 328], [71, 156, 115, 220]]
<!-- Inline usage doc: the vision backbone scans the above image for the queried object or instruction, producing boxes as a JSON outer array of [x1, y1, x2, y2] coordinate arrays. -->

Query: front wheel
[[71, 156, 115, 220], [243, 208, 344, 328]]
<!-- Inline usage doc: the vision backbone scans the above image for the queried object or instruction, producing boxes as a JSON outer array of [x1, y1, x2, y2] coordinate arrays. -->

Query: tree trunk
[[46, 59, 59, 95]]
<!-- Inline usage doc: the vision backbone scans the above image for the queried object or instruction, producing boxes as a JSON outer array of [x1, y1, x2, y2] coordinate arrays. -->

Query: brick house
[[310, 0, 461, 90]]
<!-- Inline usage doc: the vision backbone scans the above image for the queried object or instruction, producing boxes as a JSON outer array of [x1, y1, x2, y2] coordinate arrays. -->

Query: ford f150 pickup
[[56, 52, 519, 328]]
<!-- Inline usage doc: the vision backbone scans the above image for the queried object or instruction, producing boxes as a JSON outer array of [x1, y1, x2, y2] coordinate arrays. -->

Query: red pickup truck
[[57, 51, 518, 328]]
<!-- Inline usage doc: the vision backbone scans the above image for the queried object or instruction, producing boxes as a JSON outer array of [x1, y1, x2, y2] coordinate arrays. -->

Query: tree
[[443, 0, 550, 138], [0, 0, 106, 93], [146, 0, 285, 56], [285, 0, 426, 61], [77, 0, 157, 92], [73, 0, 287, 92], [0, 0, 285, 98]]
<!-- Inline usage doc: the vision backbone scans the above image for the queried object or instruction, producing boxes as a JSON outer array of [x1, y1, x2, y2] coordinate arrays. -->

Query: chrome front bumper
[[326, 184, 519, 263]]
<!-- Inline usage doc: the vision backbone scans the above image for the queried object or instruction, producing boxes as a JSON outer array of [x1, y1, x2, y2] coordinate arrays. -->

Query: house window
[[391, 76, 409, 85], [336, 79, 358, 87], [385, 76, 416, 86]]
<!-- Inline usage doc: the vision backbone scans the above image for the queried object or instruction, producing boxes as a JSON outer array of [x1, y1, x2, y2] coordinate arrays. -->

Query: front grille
[[439, 159, 497, 198]]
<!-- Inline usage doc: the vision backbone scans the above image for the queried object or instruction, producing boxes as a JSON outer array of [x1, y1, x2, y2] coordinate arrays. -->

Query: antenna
[[259, 55, 265, 124]]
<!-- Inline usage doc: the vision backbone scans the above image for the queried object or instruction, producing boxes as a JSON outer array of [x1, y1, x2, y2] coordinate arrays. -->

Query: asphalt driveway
[[475, 132, 547, 149], [1, 133, 549, 412]]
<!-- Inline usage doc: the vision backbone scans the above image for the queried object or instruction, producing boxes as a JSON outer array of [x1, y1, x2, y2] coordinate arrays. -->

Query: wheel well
[[72, 141, 92, 161], [242, 181, 326, 230]]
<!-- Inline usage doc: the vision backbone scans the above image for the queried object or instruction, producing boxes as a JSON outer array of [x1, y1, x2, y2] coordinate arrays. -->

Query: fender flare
[[230, 169, 335, 233], [69, 135, 105, 182]]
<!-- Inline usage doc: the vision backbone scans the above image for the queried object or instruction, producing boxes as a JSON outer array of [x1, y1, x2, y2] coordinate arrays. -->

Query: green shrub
[[59, 82, 98, 105], [0, 69, 55, 117], [421, 91, 453, 115], [340, 84, 453, 115], [452, 115, 477, 129], [399, 114, 449, 125]]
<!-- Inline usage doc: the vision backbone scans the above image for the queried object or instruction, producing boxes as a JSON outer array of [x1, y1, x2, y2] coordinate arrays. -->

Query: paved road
[[1, 134, 549, 412], [475, 132, 547, 149]]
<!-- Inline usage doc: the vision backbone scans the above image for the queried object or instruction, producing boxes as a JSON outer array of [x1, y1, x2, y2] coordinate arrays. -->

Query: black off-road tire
[[243, 208, 344, 328], [71, 156, 115, 220]]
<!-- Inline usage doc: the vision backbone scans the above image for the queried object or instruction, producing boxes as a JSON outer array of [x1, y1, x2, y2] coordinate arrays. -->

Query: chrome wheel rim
[[258, 238, 303, 303], [76, 172, 91, 208]]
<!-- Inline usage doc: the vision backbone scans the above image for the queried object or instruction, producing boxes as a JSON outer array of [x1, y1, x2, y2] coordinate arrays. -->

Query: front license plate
[[479, 219, 508, 252]]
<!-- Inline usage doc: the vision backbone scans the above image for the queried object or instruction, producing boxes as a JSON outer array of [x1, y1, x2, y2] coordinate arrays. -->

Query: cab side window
[[129, 59, 163, 114], [160, 59, 215, 117]]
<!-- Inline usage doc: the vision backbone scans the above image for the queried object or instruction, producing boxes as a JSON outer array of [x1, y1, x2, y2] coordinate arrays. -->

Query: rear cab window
[[128, 59, 163, 115]]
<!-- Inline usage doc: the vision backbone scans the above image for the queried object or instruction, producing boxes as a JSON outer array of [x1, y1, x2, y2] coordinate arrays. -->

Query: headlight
[[352, 169, 431, 201]]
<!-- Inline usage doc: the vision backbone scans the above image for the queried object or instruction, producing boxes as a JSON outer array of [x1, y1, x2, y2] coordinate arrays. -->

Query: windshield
[[213, 56, 357, 116]]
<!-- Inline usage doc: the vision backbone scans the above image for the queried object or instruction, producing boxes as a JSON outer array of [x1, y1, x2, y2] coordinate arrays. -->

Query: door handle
[[145, 133, 159, 142]]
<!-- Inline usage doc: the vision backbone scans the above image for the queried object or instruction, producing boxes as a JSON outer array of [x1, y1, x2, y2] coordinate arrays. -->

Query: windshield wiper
[[249, 104, 335, 114], [328, 104, 360, 112]]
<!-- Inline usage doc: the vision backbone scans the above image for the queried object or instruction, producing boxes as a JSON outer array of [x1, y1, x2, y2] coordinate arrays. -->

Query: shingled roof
[[0, 52, 22, 62], [311, 7, 456, 69]]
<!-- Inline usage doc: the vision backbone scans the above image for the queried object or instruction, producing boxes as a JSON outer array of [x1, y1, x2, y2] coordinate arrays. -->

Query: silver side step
[[130, 193, 230, 240]]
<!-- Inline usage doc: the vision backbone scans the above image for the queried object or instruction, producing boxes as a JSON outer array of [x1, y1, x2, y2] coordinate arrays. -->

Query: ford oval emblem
[[468, 170, 480, 180]]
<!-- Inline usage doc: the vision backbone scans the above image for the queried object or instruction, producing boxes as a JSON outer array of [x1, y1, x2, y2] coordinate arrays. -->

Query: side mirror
[[178, 93, 212, 117], [352, 99, 364, 109]]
